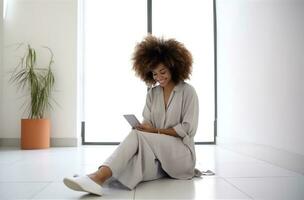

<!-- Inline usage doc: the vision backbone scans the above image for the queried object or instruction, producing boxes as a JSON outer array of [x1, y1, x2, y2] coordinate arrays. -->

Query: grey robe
[[103, 81, 200, 189]]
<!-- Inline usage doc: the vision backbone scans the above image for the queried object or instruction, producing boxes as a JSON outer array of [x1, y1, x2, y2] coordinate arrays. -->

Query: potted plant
[[10, 44, 55, 149]]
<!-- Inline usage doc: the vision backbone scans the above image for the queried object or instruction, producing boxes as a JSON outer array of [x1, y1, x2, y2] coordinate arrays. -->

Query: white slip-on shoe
[[202, 170, 215, 176], [63, 176, 103, 196]]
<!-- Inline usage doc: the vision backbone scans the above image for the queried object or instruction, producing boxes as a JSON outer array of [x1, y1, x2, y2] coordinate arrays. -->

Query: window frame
[[80, 0, 218, 145]]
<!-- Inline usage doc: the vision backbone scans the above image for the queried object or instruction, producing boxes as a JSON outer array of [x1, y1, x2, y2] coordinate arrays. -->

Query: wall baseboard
[[0, 138, 78, 147], [217, 136, 304, 175]]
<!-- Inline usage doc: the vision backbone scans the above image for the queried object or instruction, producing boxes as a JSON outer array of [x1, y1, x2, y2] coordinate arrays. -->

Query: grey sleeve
[[173, 86, 199, 140], [142, 88, 153, 125]]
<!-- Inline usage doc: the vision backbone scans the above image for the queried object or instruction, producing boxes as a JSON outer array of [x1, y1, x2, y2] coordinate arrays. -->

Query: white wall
[[0, 1, 3, 133], [217, 0, 304, 155], [0, 0, 78, 145]]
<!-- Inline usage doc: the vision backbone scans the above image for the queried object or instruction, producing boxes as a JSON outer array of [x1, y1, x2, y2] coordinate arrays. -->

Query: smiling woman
[[64, 35, 202, 196]]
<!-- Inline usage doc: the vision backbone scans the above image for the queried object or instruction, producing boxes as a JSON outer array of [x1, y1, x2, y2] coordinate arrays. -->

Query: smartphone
[[123, 114, 140, 129]]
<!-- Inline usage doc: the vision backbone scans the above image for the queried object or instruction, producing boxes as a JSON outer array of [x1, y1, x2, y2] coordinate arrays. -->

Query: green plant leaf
[[9, 44, 56, 119]]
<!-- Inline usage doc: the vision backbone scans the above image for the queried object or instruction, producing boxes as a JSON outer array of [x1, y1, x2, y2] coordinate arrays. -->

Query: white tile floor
[[0, 145, 303, 200]]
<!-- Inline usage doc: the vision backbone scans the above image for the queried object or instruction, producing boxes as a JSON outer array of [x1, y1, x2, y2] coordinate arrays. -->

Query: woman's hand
[[135, 123, 157, 134]]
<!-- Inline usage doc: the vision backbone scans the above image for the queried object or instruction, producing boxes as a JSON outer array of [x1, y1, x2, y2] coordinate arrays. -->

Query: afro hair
[[132, 35, 193, 86]]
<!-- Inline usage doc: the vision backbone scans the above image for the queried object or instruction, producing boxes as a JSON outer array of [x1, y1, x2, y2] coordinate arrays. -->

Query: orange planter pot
[[21, 119, 50, 149]]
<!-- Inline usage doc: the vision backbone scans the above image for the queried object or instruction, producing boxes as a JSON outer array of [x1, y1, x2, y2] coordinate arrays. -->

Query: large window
[[83, 0, 215, 143]]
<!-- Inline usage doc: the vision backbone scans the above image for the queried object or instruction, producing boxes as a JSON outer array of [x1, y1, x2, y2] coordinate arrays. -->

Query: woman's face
[[152, 64, 172, 87]]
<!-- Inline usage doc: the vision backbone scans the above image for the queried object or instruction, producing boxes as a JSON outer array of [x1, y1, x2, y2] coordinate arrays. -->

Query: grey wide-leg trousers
[[101, 130, 168, 190]]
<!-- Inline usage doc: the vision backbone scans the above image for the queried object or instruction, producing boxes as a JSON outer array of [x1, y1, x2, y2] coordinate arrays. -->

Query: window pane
[[153, 0, 215, 142], [84, 0, 147, 142]]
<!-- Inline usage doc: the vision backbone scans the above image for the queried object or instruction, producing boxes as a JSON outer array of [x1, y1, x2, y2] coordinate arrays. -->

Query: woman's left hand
[[135, 124, 157, 134]]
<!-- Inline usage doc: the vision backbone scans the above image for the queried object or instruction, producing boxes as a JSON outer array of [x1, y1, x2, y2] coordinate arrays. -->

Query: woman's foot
[[88, 166, 113, 185], [88, 173, 104, 185]]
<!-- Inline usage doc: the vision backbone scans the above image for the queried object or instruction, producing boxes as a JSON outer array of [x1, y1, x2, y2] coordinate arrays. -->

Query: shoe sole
[[202, 171, 215, 176], [63, 178, 84, 192], [63, 177, 103, 196]]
